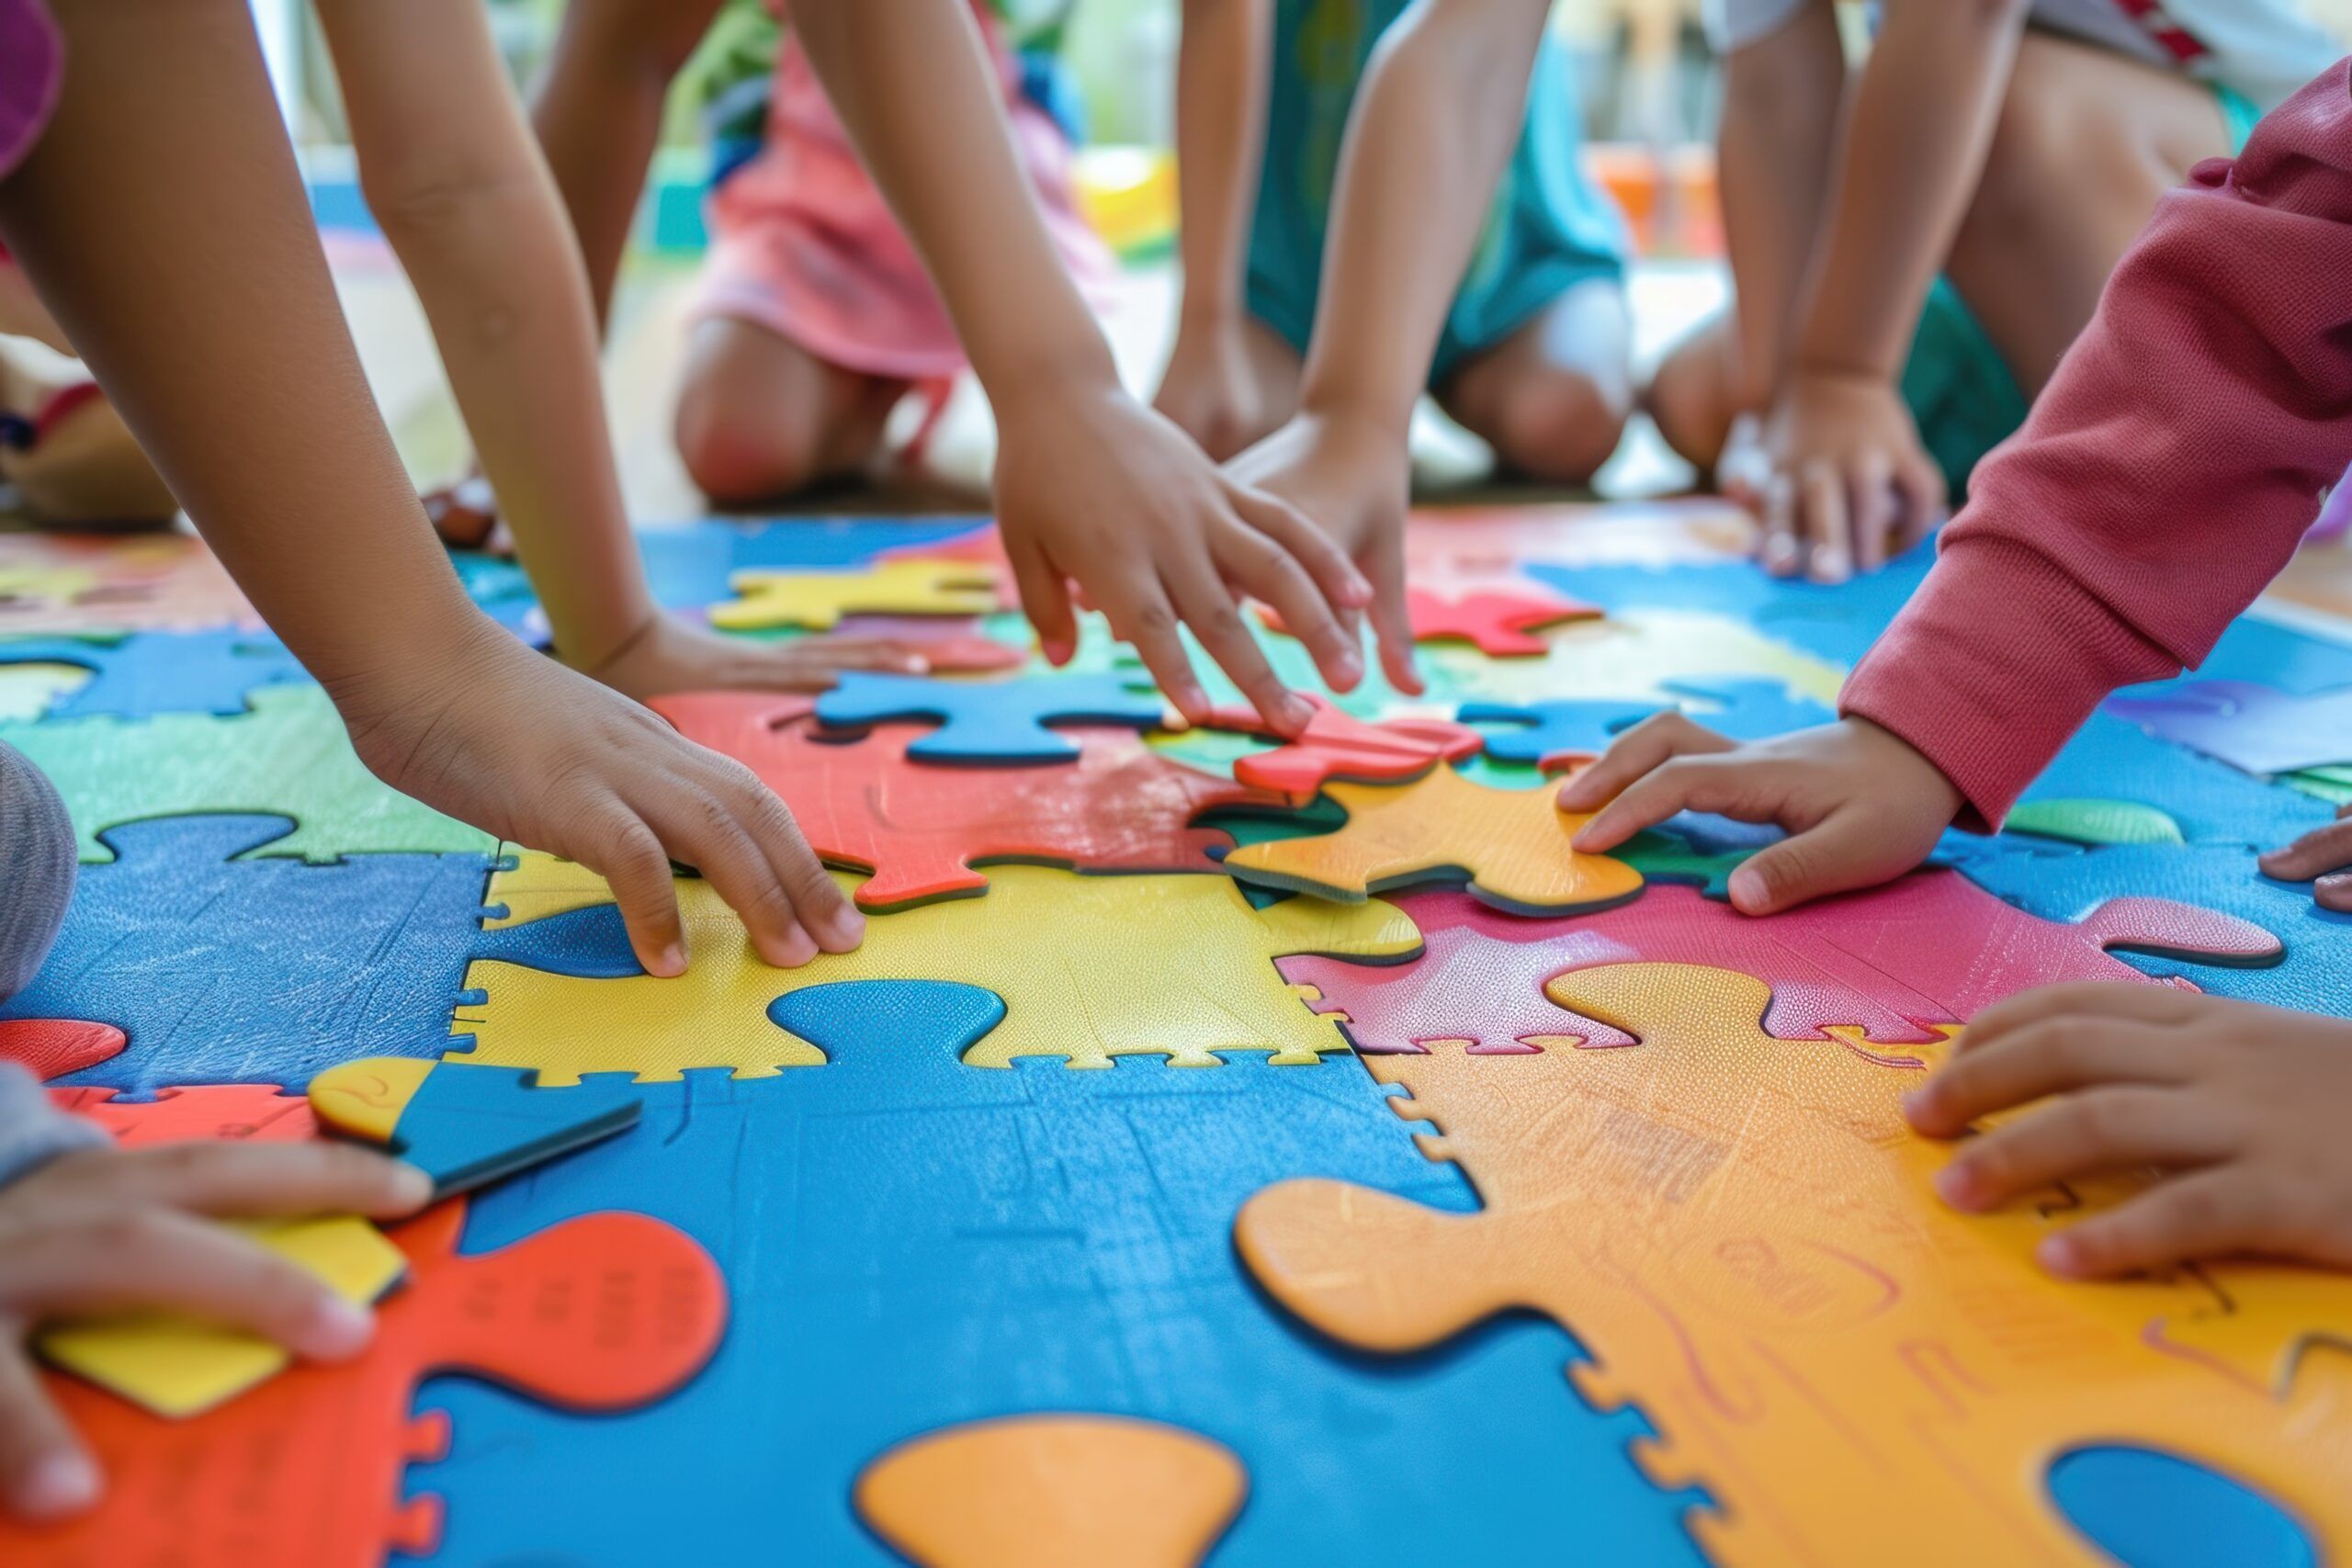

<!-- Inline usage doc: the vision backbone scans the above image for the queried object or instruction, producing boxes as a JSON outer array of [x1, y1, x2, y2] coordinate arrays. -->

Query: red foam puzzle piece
[[0, 1019, 126, 1082], [1261, 584, 1600, 658], [48, 1082, 318, 1144], [653, 690, 1290, 908], [1192, 697, 1484, 803], [3, 1199, 726, 1567], [1279, 872, 2283, 1055]]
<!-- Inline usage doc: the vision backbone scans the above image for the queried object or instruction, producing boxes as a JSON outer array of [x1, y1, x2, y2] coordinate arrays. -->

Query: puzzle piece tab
[[2107, 679, 2352, 775], [652, 690, 1285, 908], [451, 864, 1420, 1080], [814, 671, 1167, 764], [855, 1415, 1247, 1568], [1221, 765, 1643, 916], [308, 1056, 643, 1196], [0, 1019, 126, 1081], [1237, 963, 2352, 1566], [710, 558, 1005, 631], [1182, 697, 1483, 803]]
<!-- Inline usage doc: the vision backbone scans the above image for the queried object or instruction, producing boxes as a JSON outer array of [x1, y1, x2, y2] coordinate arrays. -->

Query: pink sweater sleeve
[[1841, 61, 2352, 830]]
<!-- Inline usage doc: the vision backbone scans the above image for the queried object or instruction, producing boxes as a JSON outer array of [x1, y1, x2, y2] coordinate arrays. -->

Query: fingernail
[[1176, 684, 1210, 718], [1726, 866, 1768, 912], [2036, 1233, 2081, 1274], [1334, 649, 1363, 686], [15, 1451, 99, 1519], [774, 923, 819, 968], [823, 906, 865, 951], [386, 1163, 435, 1211], [658, 942, 687, 977], [300, 1295, 376, 1360], [1932, 1163, 1976, 1208], [1280, 694, 1315, 733], [1811, 554, 1850, 585], [1043, 638, 1074, 666], [903, 655, 931, 674]]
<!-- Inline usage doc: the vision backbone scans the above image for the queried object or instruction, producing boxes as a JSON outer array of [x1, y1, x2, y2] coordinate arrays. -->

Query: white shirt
[[1702, 0, 2343, 111]]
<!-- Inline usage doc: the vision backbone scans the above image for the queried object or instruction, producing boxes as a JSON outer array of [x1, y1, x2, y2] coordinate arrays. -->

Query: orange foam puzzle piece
[[1220, 764, 1643, 915], [3, 1201, 727, 1567], [1236, 963, 2352, 1567], [0, 1019, 127, 1082], [855, 1414, 1247, 1568], [47, 1082, 317, 1145]]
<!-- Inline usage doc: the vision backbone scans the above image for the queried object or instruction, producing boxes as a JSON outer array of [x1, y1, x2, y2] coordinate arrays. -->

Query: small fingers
[[1904, 1017, 2192, 1140], [2038, 1168, 2287, 1279], [1227, 480, 1373, 610], [1758, 471, 1802, 577], [1216, 521, 1364, 695], [1849, 452, 1894, 574], [1894, 452, 1946, 551], [720, 762, 863, 951], [1801, 459, 1851, 584], [1165, 561, 1311, 737], [644, 778, 815, 970], [574, 807, 687, 977], [1934, 1088, 2232, 1215], [1957, 982, 2211, 1055], [1107, 588, 1212, 724], [1720, 807, 1908, 915], [0, 1344, 96, 1522], [1364, 545, 1422, 695], [1568, 751, 1762, 856], [2258, 818, 2352, 882], [2318, 871, 2352, 913], [96, 1141, 432, 1220], [1005, 530, 1079, 666], [1558, 711, 1736, 815]]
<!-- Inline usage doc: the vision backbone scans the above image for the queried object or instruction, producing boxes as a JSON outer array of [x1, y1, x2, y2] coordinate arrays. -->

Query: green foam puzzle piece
[[3, 683, 495, 863], [2285, 765, 2352, 807], [2006, 798, 2186, 848]]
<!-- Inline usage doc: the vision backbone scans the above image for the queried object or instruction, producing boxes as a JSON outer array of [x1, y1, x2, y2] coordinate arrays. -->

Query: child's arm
[[0, 0, 862, 976], [0, 1067, 431, 1520], [1151, 0, 1278, 461], [787, 0, 1372, 733], [316, 0, 913, 698], [1562, 62, 2352, 912], [1753, 0, 2033, 580], [1226, 0, 1555, 692], [533, 0, 727, 333]]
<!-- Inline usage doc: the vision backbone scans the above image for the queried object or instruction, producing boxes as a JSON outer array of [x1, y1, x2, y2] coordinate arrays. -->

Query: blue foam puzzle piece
[[813, 671, 1165, 763], [1526, 550, 1935, 669], [0, 628, 311, 717], [639, 517, 991, 610], [392, 1063, 643, 1196], [4, 816, 636, 1094], [2017, 711, 2332, 848], [1463, 679, 1831, 764], [2049, 1446, 2316, 1568], [413, 983, 1711, 1566]]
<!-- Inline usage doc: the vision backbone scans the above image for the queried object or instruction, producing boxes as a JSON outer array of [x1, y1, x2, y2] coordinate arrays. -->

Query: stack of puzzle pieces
[[7, 503, 2352, 1567]]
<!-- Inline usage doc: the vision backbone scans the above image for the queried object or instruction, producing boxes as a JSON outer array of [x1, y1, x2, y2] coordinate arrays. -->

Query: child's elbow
[[361, 160, 534, 251]]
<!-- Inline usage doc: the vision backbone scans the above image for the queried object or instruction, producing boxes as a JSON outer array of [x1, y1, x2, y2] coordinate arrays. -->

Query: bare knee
[[1484, 369, 1631, 484], [674, 383, 827, 503]]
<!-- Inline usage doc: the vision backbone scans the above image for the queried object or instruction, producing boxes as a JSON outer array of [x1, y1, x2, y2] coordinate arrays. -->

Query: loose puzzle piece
[[855, 1415, 1247, 1568], [39, 1216, 408, 1418], [1221, 765, 1644, 916], [650, 690, 1287, 908], [0, 815, 519, 1092], [0, 1019, 125, 1081], [814, 671, 1168, 764], [2107, 679, 2352, 775], [709, 558, 1005, 631], [308, 1056, 643, 1196], [1235, 963, 2352, 1567], [1184, 697, 1483, 803], [2, 1201, 726, 1567], [1278, 873, 2282, 1055], [2, 683, 495, 863], [1267, 584, 1601, 657], [0, 627, 309, 717], [450, 864, 1421, 1080], [2004, 797, 2186, 847]]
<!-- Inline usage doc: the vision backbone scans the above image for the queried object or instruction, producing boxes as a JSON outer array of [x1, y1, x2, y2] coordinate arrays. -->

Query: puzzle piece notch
[[812, 671, 1169, 765], [450, 864, 1421, 1082], [307, 1056, 643, 1197], [1222, 764, 1644, 916], [1262, 582, 1601, 658], [652, 689, 1286, 908], [1, 1200, 727, 1566], [0, 626, 310, 718], [1238, 962, 2352, 1567], [854, 1414, 1248, 1568], [710, 558, 1005, 631], [0, 1018, 126, 1081]]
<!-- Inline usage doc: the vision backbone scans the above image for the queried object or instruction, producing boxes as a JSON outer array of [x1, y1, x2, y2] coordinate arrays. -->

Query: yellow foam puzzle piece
[[481, 848, 614, 930], [707, 558, 1002, 632], [1221, 765, 1643, 914], [1428, 609, 1845, 707], [307, 1056, 435, 1145], [855, 1414, 1247, 1568], [38, 1215, 406, 1418], [1236, 964, 2352, 1566], [450, 865, 1421, 1082]]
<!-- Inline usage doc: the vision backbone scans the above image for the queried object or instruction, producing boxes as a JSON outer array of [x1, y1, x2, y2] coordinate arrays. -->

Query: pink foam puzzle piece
[[1279, 871, 2282, 1054], [1258, 583, 1600, 659], [2106, 680, 2352, 775], [1189, 697, 1484, 803]]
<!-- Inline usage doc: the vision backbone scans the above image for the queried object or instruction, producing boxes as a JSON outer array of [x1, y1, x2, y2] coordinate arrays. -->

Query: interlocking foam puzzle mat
[[10, 502, 2352, 1566]]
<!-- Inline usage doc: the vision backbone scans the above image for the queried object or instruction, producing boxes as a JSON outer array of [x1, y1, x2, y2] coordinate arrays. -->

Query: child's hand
[[0, 1139, 431, 1520], [2256, 805, 2352, 911], [1754, 370, 1944, 582], [993, 379, 1370, 734], [1562, 714, 1962, 913], [333, 618, 863, 976], [1152, 321, 1280, 464], [579, 610, 927, 699], [1906, 986, 2352, 1278], [1226, 412, 1423, 695]]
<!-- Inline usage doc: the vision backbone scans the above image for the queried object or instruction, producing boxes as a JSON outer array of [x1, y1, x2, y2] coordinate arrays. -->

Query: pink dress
[[0, 0, 62, 184], [690, 4, 1114, 383]]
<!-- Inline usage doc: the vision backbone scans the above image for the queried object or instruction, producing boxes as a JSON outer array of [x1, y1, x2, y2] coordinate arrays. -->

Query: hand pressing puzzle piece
[[1221, 765, 1643, 916], [1278, 874, 2283, 1055], [308, 1056, 642, 1196], [709, 558, 1004, 631], [451, 864, 1421, 1080], [856, 1415, 1248, 1568], [2106, 680, 2352, 775], [1261, 583, 1600, 657], [814, 671, 1168, 764], [651, 691, 1286, 908], [1, 1201, 725, 1568], [1236, 963, 2352, 1568]]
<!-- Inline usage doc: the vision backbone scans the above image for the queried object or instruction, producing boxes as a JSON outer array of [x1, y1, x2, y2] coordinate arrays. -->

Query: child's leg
[[672, 318, 908, 502], [0, 341, 175, 526], [1435, 276, 1634, 484], [1943, 29, 2233, 400]]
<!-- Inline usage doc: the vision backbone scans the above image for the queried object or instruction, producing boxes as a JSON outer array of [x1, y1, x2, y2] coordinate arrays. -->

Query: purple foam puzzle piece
[[2105, 680, 2352, 776], [1277, 871, 2282, 1055]]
